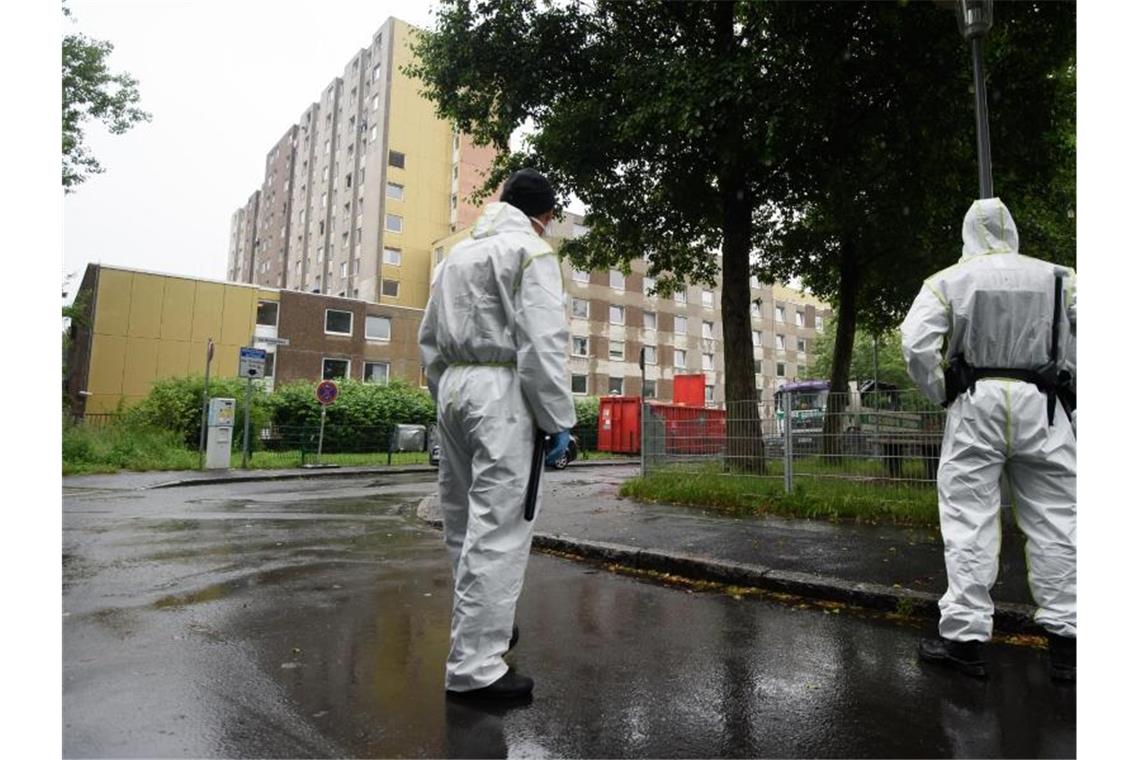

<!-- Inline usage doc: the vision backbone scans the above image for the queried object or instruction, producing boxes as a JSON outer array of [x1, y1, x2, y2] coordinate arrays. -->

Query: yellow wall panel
[[187, 340, 211, 376], [221, 287, 256, 346], [93, 269, 133, 336], [122, 337, 160, 397], [161, 278, 197, 341], [126, 273, 165, 339], [85, 394, 122, 415], [192, 282, 225, 343], [88, 334, 127, 396], [212, 343, 241, 378], [156, 339, 191, 379]]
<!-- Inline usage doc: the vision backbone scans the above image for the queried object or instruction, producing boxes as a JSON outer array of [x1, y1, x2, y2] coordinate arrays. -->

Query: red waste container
[[653, 403, 726, 455], [598, 396, 642, 453], [673, 373, 705, 406]]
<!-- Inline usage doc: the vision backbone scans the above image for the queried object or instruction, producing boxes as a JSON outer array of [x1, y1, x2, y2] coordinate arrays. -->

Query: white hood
[[961, 197, 1019, 259], [472, 201, 538, 240]]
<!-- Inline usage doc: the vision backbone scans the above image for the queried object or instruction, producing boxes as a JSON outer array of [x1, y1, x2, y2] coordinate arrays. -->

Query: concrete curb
[[415, 497, 1038, 634], [146, 458, 635, 489]]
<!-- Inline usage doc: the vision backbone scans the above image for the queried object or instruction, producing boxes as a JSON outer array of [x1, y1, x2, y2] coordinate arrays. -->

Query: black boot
[[447, 670, 534, 702], [919, 636, 989, 678], [508, 624, 520, 652], [1047, 633, 1076, 683]]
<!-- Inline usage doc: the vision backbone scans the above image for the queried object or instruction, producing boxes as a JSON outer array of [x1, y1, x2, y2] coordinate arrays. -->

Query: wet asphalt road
[[63, 473, 1074, 758]]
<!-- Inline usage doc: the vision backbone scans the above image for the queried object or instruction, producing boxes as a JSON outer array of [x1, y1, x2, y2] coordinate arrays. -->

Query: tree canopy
[[62, 1, 151, 191], [407, 0, 1074, 435]]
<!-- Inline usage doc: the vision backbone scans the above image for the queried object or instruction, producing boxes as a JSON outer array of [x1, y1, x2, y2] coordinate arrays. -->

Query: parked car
[[545, 433, 580, 470]]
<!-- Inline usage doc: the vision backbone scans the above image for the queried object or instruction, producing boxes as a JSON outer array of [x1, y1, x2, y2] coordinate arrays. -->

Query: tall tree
[[62, 1, 151, 191], [409, 0, 784, 471], [757, 1, 1074, 456]]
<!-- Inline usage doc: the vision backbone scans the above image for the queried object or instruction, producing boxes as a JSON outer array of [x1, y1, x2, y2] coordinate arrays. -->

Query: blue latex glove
[[544, 430, 571, 467]]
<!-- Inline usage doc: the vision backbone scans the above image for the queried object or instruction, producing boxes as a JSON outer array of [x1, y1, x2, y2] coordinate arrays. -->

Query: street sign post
[[239, 346, 268, 469], [314, 380, 338, 465]]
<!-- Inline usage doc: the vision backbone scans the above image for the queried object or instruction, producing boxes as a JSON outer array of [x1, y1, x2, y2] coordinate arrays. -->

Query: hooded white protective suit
[[419, 201, 576, 691], [901, 198, 1076, 642]]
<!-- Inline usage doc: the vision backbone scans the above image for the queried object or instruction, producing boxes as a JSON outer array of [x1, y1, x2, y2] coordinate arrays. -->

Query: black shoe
[[447, 670, 534, 702], [1047, 634, 1076, 683], [919, 636, 989, 678], [508, 624, 520, 652]]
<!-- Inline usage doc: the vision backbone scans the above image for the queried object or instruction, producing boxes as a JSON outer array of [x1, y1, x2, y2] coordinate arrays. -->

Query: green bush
[[267, 379, 436, 453], [123, 375, 272, 450], [573, 395, 599, 431]]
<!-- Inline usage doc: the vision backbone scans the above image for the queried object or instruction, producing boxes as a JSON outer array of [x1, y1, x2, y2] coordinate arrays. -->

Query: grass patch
[[63, 421, 200, 475], [620, 463, 938, 527], [238, 450, 430, 469]]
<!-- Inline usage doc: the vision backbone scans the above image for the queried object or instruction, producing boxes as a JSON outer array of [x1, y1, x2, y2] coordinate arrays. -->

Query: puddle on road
[[152, 562, 348, 610]]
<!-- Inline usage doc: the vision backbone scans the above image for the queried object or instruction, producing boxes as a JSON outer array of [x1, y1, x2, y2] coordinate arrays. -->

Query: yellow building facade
[[71, 265, 276, 414]]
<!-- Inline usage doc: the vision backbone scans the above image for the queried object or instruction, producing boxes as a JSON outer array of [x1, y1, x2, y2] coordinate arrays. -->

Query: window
[[797, 338, 807, 353], [571, 298, 589, 319], [776, 334, 786, 350], [325, 309, 353, 335], [609, 270, 624, 290], [256, 300, 279, 327], [372, 64, 381, 82], [322, 358, 350, 380], [572, 336, 588, 356], [608, 377, 624, 395], [610, 341, 624, 361], [572, 269, 589, 283], [705, 384, 715, 404], [383, 247, 402, 265], [381, 280, 399, 298], [816, 316, 825, 331], [776, 362, 786, 377], [702, 290, 714, 308], [752, 330, 761, 347], [386, 182, 404, 200], [388, 150, 405, 168], [324, 140, 330, 155], [674, 289, 687, 304], [366, 315, 391, 341], [370, 126, 378, 142], [702, 321, 714, 339], [609, 305, 624, 325], [371, 94, 379, 111], [796, 311, 805, 327], [751, 302, 760, 317], [702, 353, 714, 371], [644, 311, 656, 331], [340, 262, 347, 278], [776, 305, 786, 322], [434, 247, 445, 266], [386, 214, 403, 233], [750, 275, 761, 288], [674, 316, 687, 335], [363, 361, 390, 384], [644, 276, 656, 296], [643, 346, 657, 365], [674, 349, 687, 368], [571, 374, 588, 395], [263, 352, 275, 378], [643, 379, 656, 399]]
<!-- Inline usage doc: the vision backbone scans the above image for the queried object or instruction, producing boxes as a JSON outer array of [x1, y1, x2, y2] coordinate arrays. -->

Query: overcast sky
[[62, 0, 443, 292]]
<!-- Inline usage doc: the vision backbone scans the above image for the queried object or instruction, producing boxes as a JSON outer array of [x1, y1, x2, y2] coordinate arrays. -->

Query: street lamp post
[[955, 0, 995, 199]]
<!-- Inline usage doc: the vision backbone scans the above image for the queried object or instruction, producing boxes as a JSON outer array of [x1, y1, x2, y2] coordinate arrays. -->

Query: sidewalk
[[417, 464, 1040, 634], [61, 457, 635, 491]]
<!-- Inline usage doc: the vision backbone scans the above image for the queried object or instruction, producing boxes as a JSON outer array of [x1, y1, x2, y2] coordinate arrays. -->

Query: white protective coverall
[[418, 201, 576, 691], [900, 198, 1076, 642]]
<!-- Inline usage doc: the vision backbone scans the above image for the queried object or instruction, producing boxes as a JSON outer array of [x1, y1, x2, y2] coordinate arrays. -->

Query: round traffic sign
[[316, 380, 339, 406]]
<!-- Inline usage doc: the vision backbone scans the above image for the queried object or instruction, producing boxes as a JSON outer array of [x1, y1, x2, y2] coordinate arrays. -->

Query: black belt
[[945, 356, 1074, 426]]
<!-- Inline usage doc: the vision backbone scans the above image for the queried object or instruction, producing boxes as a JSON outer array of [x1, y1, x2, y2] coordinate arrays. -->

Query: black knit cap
[[500, 168, 556, 217]]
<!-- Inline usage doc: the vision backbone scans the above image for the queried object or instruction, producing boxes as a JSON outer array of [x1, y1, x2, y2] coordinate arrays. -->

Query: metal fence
[[642, 390, 944, 496], [258, 423, 434, 466]]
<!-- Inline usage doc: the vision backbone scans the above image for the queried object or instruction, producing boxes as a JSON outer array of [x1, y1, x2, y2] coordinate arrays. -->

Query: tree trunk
[[823, 234, 860, 463], [713, 0, 764, 474]]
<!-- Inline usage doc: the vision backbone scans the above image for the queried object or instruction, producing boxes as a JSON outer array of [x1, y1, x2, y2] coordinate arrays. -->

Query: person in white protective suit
[[419, 169, 576, 701], [901, 197, 1076, 682]]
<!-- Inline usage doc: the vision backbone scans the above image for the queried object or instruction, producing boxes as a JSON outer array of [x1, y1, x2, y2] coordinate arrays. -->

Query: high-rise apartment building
[[433, 212, 833, 404], [228, 18, 493, 309]]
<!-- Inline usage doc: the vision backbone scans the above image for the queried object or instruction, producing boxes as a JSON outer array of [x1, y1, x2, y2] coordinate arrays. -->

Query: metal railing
[[259, 423, 433, 467], [642, 390, 944, 496]]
